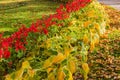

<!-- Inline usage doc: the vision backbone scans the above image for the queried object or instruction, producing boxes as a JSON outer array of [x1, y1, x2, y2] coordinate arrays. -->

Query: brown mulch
[[88, 36, 120, 80], [103, 4, 120, 29]]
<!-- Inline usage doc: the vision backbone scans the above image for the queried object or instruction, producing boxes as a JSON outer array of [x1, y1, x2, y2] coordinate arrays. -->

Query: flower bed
[[0, 0, 109, 80]]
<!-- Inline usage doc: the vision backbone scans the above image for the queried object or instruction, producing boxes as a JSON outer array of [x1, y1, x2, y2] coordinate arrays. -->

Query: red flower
[[80, 3, 85, 7], [63, 13, 69, 19], [15, 41, 25, 52], [44, 19, 51, 28], [0, 49, 3, 58], [3, 49, 10, 59], [29, 23, 38, 32], [86, 0, 91, 3], [2, 41, 9, 48], [43, 28, 48, 35], [36, 19, 42, 27], [51, 22, 56, 25], [0, 34, 2, 38]]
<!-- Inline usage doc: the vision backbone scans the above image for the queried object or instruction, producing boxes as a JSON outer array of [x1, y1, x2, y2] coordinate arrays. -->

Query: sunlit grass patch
[[0, 0, 30, 4]]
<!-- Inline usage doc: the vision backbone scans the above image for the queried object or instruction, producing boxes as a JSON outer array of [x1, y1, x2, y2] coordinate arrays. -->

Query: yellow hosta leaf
[[57, 67, 65, 80], [58, 70, 65, 80], [46, 39, 51, 48], [82, 63, 89, 74], [90, 41, 95, 52], [48, 72, 55, 80], [28, 69, 35, 77], [82, 63, 89, 80], [6, 61, 34, 80], [5, 75, 12, 80], [43, 59, 52, 68], [47, 68, 53, 73], [52, 53, 65, 63], [87, 10, 95, 17], [84, 21, 91, 28], [68, 71, 73, 80], [90, 31, 94, 38], [94, 34, 100, 45], [71, 20, 77, 25], [68, 22, 73, 26], [16, 68, 24, 79], [66, 36, 72, 40], [26, 57, 33, 60], [22, 61, 31, 69], [64, 48, 71, 57], [94, 38, 99, 45], [90, 29, 95, 33], [84, 55, 88, 62], [94, 23, 100, 31], [69, 60, 76, 74], [83, 73, 88, 80], [100, 34, 108, 39], [83, 34, 89, 44]]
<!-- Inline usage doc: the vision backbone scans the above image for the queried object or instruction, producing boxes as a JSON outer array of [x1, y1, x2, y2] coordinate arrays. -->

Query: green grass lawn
[[0, 0, 60, 33]]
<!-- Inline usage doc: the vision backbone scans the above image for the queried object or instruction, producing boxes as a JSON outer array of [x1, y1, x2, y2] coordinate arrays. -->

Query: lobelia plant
[[0, 0, 109, 80]]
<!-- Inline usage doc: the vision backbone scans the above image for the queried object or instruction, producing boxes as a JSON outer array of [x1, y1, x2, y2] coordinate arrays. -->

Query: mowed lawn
[[0, 0, 60, 35]]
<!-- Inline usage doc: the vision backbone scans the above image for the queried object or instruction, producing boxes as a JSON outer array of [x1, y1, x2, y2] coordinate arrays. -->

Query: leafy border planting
[[0, 0, 109, 80]]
